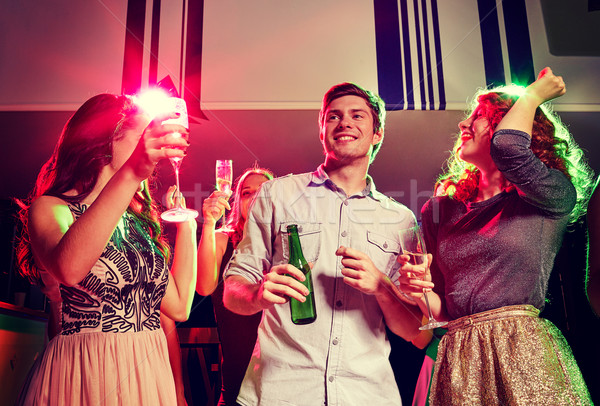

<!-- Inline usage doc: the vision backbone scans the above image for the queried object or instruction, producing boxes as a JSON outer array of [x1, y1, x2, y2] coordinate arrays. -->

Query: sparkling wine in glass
[[159, 97, 199, 223], [215, 160, 233, 195], [398, 225, 447, 330]]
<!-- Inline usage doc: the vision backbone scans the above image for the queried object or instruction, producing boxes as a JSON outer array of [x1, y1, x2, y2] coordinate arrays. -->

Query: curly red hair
[[437, 86, 594, 222]]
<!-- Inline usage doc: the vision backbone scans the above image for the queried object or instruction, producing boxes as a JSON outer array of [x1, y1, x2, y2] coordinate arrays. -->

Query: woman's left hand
[[526, 67, 566, 105], [166, 185, 186, 210], [165, 185, 197, 230]]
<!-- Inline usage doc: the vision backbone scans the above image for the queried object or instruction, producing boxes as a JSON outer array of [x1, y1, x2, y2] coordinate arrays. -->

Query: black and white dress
[[18, 203, 176, 405]]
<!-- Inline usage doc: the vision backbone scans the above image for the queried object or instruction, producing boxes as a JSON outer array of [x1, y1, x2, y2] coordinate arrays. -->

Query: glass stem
[[172, 159, 182, 209], [423, 289, 436, 321]]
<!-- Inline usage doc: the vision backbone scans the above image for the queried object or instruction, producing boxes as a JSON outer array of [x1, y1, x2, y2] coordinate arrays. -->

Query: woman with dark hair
[[16, 93, 197, 405], [399, 68, 593, 404], [196, 166, 274, 405]]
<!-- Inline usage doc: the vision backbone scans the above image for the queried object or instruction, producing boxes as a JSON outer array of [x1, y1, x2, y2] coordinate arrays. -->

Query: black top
[[212, 239, 262, 406]]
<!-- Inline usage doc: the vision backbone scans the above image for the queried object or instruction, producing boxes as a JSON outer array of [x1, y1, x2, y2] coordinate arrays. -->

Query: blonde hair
[[222, 165, 274, 247]]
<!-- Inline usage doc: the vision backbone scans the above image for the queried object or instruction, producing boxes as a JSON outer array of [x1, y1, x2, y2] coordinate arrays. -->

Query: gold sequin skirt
[[429, 305, 592, 405]]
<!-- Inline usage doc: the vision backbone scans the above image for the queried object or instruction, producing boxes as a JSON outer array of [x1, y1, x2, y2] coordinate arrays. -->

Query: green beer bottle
[[287, 224, 317, 325]]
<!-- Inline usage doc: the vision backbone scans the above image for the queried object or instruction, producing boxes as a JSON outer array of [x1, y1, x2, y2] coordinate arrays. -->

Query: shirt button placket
[[340, 198, 349, 245], [328, 198, 349, 405]]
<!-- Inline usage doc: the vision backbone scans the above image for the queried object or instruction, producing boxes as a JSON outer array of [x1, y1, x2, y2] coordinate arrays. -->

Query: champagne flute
[[398, 225, 447, 330], [215, 159, 233, 195], [159, 97, 199, 222]]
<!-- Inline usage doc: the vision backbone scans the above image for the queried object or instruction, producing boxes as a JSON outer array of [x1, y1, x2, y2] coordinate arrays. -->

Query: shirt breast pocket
[[280, 222, 322, 264], [366, 230, 400, 274]]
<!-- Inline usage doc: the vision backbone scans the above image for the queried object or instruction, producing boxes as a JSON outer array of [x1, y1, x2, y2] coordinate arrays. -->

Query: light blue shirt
[[225, 166, 416, 406]]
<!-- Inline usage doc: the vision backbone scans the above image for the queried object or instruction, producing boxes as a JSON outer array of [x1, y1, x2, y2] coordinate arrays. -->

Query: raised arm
[[29, 117, 187, 286], [491, 68, 575, 215], [196, 190, 230, 296], [495, 67, 565, 135]]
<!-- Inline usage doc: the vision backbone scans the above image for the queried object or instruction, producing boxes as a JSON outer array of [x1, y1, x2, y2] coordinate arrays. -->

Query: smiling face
[[457, 105, 495, 169], [320, 95, 383, 165]]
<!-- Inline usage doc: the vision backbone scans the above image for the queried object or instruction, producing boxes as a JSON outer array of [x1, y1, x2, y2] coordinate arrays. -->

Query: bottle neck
[[287, 225, 303, 264]]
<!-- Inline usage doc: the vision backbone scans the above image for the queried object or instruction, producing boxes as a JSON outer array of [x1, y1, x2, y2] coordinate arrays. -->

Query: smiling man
[[223, 83, 422, 406]]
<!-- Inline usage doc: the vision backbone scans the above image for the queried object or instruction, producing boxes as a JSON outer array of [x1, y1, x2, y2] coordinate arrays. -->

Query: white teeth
[[337, 136, 355, 141]]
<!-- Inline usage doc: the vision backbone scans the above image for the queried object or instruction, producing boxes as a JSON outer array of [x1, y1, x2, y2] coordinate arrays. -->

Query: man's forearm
[[223, 275, 264, 315], [376, 279, 422, 341]]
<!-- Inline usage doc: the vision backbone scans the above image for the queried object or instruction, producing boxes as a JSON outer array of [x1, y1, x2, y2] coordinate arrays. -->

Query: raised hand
[[166, 185, 187, 210], [526, 67, 566, 106], [202, 190, 231, 226], [126, 112, 189, 180], [495, 67, 565, 135]]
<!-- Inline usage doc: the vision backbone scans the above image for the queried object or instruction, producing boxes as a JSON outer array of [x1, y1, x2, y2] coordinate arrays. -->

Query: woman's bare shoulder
[[29, 195, 74, 230]]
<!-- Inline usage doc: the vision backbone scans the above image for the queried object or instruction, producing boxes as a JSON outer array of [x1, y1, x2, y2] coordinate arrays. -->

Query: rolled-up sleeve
[[224, 181, 275, 284]]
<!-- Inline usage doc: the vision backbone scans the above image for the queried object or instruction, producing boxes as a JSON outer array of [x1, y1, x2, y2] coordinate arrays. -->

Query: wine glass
[[215, 159, 233, 195], [160, 97, 199, 222], [398, 225, 447, 330]]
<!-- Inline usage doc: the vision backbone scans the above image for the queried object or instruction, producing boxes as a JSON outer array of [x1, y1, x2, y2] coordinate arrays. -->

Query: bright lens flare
[[134, 89, 171, 120], [136, 89, 196, 223]]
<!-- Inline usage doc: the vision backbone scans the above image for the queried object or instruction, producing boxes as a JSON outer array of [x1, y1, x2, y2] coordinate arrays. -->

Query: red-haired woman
[[399, 68, 593, 404], [16, 94, 197, 405], [196, 166, 274, 406]]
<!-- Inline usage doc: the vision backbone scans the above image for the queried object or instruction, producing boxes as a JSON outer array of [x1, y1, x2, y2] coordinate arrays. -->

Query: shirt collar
[[309, 164, 384, 201]]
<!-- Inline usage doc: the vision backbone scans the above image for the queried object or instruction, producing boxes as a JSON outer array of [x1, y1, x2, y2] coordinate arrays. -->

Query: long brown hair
[[437, 86, 595, 222], [16, 94, 170, 284]]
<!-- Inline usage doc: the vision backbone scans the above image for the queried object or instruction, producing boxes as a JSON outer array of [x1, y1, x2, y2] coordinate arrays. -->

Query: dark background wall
[[3, 109, 599, 212]]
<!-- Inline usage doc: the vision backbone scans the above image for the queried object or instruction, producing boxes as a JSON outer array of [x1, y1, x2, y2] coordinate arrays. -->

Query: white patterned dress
[[18, 203, 176, 405]]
